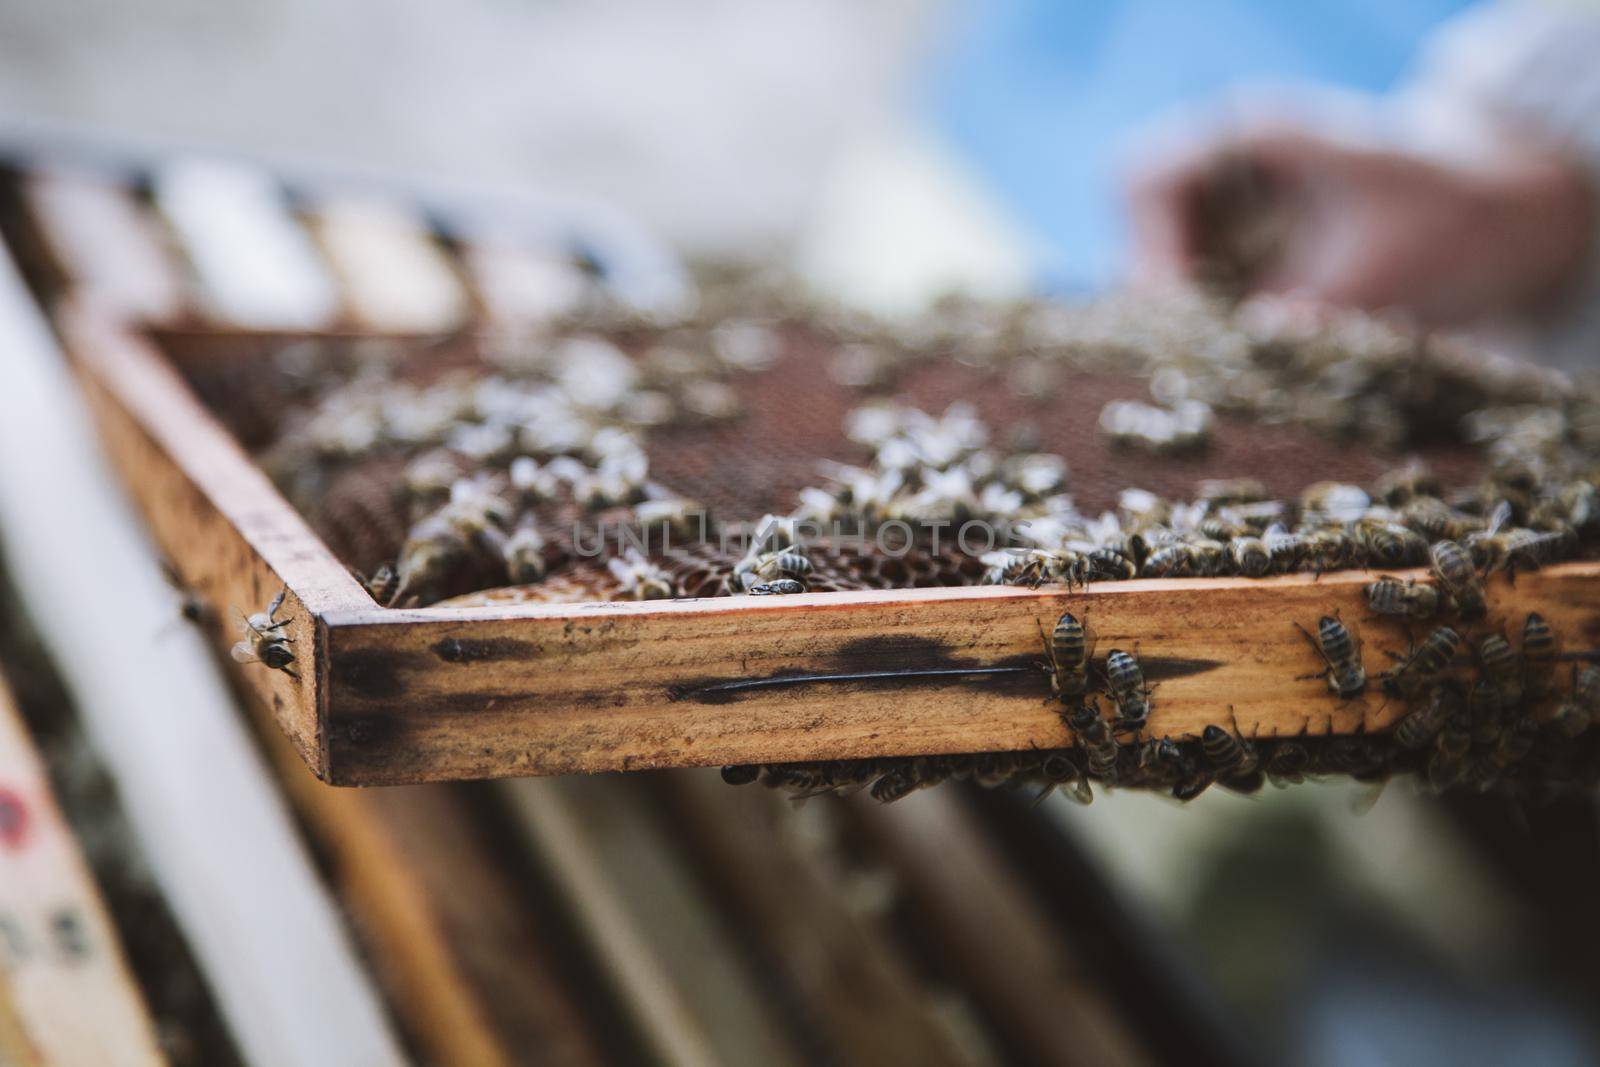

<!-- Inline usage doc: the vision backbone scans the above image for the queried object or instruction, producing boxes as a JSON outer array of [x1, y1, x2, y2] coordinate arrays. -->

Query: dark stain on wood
[[668, 633, 1227, 704], [431, 636, 540, 664], [336, 648, 410, 700]]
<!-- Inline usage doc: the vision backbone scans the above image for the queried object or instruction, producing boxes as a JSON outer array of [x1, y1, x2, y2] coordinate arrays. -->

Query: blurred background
[[2, 2, 1599, 1066]]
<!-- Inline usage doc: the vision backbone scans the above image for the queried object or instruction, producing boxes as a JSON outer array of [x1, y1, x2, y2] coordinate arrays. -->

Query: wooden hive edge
[[55, 300, 376, 781], [315, 561, 1600, 784], [52, 302, 1600, 786]]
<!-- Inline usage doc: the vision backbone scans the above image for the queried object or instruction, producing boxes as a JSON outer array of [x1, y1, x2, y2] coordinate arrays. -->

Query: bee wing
[[230, 641, 258, 664], [1348, 780, 1388, 817]]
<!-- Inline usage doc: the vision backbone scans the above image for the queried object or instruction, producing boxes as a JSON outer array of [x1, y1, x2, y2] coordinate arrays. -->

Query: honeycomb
[[158, 312, 1501, 605]]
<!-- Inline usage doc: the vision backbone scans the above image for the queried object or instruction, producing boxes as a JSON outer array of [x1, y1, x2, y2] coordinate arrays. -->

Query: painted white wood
[[24, 169, 185, 322], [0, 246, 405, 1067], [153, 159, 340, 330], [0, 681, 166, 1067], [311, 197, 469, 332]]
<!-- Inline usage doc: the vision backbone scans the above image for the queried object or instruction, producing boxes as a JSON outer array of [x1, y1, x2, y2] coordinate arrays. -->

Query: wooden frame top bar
[[57, 301, 1600, 785]]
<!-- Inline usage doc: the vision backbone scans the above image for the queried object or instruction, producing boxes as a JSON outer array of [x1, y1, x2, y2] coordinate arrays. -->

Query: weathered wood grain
[[500, 775, 807, 1067], [0, 674, 165, 1067], [315, 563, 1600, 783], [58, 301, 371, 775], [652, 770, 980, 1067], [851, 789, 1150, 1067]]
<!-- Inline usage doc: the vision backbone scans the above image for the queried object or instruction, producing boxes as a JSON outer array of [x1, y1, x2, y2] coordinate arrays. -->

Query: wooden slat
[[151, 159, 339, 330], [307, 198, 470, 333], [460, 241, 589, 326], [851, 789, 1150, 1067], [652, 770, 980, 1067], [256, 709, 607, 1067], [54, 304, 1600, 785], [0, 674, 165, 1067], [500, 776, 808, 1067], [22, 169, 185, 321]]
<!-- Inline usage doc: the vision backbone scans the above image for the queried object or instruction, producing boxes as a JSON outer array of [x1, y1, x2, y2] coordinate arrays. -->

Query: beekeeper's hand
[[1126, 124, 1594, 326]]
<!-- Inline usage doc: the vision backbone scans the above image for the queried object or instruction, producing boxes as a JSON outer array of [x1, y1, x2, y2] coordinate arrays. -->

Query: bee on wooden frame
[[1295, 613, 1366, 700], [1382, 625, 1462, 697], [231, 588, 298, 678], [1104, 648, 1152, 735], [1428, 539, 1485, 620], [1038, 610, 1092, 705]]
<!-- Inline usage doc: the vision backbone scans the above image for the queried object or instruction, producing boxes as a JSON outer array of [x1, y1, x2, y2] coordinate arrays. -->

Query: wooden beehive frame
[[59, 301, 1600, 785]]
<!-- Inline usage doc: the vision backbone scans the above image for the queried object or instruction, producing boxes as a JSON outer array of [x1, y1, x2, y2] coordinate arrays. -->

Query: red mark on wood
[[0, 786, 28, 851]]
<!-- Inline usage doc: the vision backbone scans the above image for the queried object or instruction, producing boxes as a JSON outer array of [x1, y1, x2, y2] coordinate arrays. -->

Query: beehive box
[[56, 295, 1600, 786]]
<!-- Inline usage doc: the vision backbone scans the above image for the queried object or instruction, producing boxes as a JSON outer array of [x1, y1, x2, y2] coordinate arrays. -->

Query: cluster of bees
[[730, 602, 1600, 806], [1098, 397, 1215, 455]]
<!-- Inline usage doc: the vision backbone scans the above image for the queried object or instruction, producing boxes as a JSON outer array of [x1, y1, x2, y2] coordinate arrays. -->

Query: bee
[[869, 763, 920, 803], [748, 579, 807, 595], [1394, 685, 1458, 749], [1196, 478, 1268, 508], [1488, 716, 1538, 773], [1355, 519, 1428, 568], [363, 563, 400, 607], [1087, 547, 1138, 581], [606, 548, 677, 600], [1227, 536, 1271, 578], [503, 522, 548, 584], [1300, 528, 1363, 576], [1364, 577, 1439, 619], [1140, 542, 1195, 578], [1372, 462, 1440, 507], [969, 750, 1021, 788], [158, 560, 207, 625], [1320, 736, 1389, 781], [1428, 711, 1473, 791], [1135, 738, 1187, 785], [634, 498, 708, 543], [793, 759, 882, 798], [1400, 497, 1477, 542], [1467, 680, 1504, 745], [1383, 626, 1462, 695], [1263, 525, 1304, 573], [1476, 633, 1522, 705], [1295, 614, 1366, 699], [1171, 769, 1216, 802], [394, 499, 511, 605], [231, 588, 298, 678], [1188, 539, 1230, 576], [1039, 751, 1094, 804], [754, 549, 813, 582], [1039, 611, 1092, 704], [1264, 741, 1312, 787], [736, 547, 812, 590], [721, 764, 761, 785], [1201, 716, 1258, 777], [984, 549, 1090, 589], [1520, 613, 1557, 661], [1429, 540, 1485, 620], [1104, 649, 1152, 734], [1198, 517, 1245, 542], [1465, 527, 1568, 578], [1549, 665, 1600, 739], [1576, 664, 1600, 713], [1068, 700, 1119, 783]]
